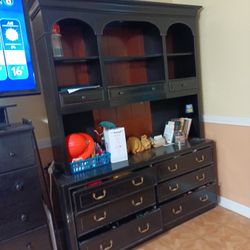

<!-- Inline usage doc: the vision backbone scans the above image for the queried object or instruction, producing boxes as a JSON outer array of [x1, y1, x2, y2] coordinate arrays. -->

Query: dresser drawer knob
[[199, 194, 209, 202], [169, 183, 179, 192], [21, 214, 28, 222], [9, 152, 16, 157], [93, 211, 107, 222], [118, 91, 124, 95], [151, 87, 156, 91], [196, 173, 205, 182], [81, 95, 86, 100], [131, 196, 143, 207], [15, 182, 24, 191], [167, 164, 178, 172], [172, 205, 183, 215], [138, 223, 150, 234], [132, 177, 144, 186], [92, 189, 107, 200], [26, 243, 32, 249], [195, 155, 205, 163], [100, 240, 113, 250]]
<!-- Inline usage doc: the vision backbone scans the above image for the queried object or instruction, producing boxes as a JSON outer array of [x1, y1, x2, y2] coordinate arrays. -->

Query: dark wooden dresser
[[0, 121, 52, 250]]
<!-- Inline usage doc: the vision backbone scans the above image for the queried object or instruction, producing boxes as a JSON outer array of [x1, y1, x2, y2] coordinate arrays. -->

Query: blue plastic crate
[[69, 152, 111, 174]]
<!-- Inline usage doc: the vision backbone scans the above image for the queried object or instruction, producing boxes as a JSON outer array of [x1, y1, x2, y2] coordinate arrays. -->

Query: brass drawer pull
[[93, 211, 107, 222], [131, 196, 143, 206], [132, 177, 144, 186], [196, 173, 205, 182], [199, 194, 209, 202], [169, 183, 179, 192], [138, 223, 150, 234], [100, 240, 113, 250], [9, 152, 16, 157], [195, 155, 205, 163], [92, 189, 107, 200], [172, 205, 183, 215], [167, 164, 178, 173]]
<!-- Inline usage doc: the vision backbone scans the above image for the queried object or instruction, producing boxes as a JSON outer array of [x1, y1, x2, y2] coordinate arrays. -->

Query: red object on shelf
[[52, 23, 61, 34]]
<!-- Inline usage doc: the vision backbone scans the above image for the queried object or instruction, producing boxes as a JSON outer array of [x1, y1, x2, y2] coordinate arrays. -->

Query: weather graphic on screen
[[0, 0, 37, 94]]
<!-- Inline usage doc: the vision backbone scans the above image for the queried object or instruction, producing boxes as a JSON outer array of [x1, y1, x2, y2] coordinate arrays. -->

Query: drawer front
[[157, 165, 215, 203], [0, 167, 40, 210], [73, 167, 156, 212], [0, 195, 45, 241], [0, 225, 51, 250], [0, 130, 36, 173], [76, 187, 156, 236], [169, 78, 197, 92], [161, 184, 217, 228], [60, 88, 104, 105], [156, 147, 213, 182], [79, 209, 162, 250]]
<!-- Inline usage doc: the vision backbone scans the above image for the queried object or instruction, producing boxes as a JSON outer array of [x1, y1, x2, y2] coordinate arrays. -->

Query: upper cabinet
[[165, 23, 198, 97], [102, 21, 166, 106]]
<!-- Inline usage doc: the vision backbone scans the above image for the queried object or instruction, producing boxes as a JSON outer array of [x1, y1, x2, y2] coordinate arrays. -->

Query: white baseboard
[[203, 115, 250, 127], [219, 196, 250, 219]]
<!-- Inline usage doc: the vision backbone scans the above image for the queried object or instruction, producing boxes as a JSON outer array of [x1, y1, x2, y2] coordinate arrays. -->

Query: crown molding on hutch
[[202, 115, 250, 127]]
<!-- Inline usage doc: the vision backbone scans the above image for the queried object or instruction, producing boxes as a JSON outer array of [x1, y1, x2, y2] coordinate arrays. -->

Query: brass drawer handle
[[167, 164, 178, 172], [131, 196, 143, 206], [119, 91, 124, 95], [138, 223, 150, 234], [172, 205, 183, 215], [9, 152, 16, 157], [93, 211, 107, 222], [132, 177, 144, 186], [199, 194, 209, 202], [15, 182, 24, 191], [196, 173, 205, 182], [100, 240, 113, 250], [195, 155, 205, 163], [92, 189, 107, 200], [169, 183, 179, 192]]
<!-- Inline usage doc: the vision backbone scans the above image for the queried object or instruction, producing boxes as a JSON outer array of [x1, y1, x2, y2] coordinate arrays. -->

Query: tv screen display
[[0, 0, 39, 96]]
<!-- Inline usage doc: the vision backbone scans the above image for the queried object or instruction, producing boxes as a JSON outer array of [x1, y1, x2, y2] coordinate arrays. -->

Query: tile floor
[[135, 206, 250, 250]]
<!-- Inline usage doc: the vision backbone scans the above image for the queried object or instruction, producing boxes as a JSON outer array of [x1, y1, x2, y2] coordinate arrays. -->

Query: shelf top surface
[[55, 138, 213, 188]]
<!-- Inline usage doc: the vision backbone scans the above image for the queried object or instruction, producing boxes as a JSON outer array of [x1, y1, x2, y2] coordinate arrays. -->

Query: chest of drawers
[[0, 121, 52, 250]]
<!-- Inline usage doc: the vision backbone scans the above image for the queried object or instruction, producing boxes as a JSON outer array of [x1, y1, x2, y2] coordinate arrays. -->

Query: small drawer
[[0, 194, 46, 241], [156, 147, 213, 182], [79, 209, 162, 250], [0, 130, 36, 173], [0, 167, 40, 210], [169, 78, 197, 92], [59, 88, 105, 106], [72, 167, 156, 212], [75, 187, 156, 236], [157, 165, 215, 203], [161, 184, 217, 229], [0, 225, 51, 250]]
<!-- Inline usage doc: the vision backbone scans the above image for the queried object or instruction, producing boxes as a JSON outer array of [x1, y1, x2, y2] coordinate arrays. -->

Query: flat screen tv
[[0, 0, 39, 97]]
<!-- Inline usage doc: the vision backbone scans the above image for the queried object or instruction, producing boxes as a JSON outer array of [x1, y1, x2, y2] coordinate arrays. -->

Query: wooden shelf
[[54, 56, 99, 64], [104, 54, 163, 63], [167, 52, 193, 57]]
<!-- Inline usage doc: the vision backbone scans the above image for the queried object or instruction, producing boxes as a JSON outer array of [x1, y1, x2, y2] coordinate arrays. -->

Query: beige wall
[[0, 0, 249, 208]]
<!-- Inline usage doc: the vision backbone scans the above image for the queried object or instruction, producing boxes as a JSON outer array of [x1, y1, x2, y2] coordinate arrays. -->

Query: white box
[[104, 127, 128, 163]]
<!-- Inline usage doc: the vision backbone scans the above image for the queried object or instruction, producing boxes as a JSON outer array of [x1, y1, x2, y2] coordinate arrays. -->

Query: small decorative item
[[127, 135, 152, 154]]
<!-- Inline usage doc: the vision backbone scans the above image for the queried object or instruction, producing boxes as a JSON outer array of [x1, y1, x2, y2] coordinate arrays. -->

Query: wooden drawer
[[0, 167, 40, 210], [72, 167, 156, 212], [79, 209, 162, 250], [0, 193, 45, 241], [0, 225, 51, 250], [59, 88, 105, 106], [161, 184, 217, 229], [0, 130, 36, 173], [157, 165, 215, 203], [156, 147, 213, 182], [169, 78, 197, 92], [75, 187, 156, 236]]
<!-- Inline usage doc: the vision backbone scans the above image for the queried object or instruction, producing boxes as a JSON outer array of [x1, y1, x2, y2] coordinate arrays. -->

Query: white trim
[[37, 137, 52, 149], [219, 196, 250, 219], [202, 115, 250, 127]]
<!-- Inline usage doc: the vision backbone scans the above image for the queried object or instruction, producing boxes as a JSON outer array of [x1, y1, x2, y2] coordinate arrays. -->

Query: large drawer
[[0, 167, 40, 210], [0, 192, 46, 241], [161, 184, 217, 229], [79, 209, 162, 250], [157, 165, 215, 203], [72, 167, 156, 212], [0, 225, 51, 250], [156, 147, 213, 182], [0, 130, 36, 173], [75, 187, 156, 236]]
